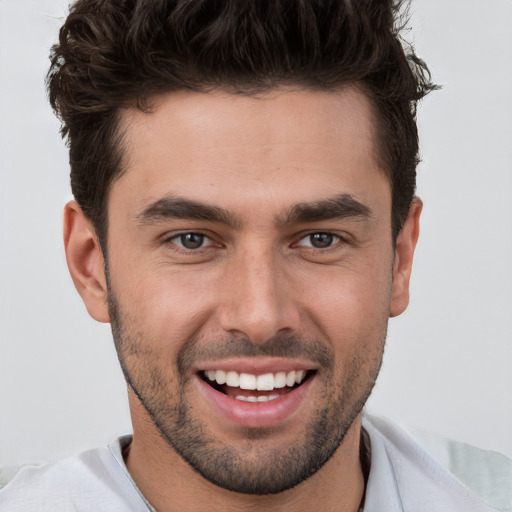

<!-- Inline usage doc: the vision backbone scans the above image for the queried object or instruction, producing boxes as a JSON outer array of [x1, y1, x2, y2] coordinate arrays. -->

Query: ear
[[63, 201, 110, 323], [389, 198, 422, 318]]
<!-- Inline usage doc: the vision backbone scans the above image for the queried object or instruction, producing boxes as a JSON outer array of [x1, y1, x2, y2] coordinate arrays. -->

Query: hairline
[[95, 82, 396, 254]]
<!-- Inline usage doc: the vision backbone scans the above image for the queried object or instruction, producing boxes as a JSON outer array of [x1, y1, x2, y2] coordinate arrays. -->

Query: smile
[[206, 368, 306, 389], [200, 368, 315, 406]]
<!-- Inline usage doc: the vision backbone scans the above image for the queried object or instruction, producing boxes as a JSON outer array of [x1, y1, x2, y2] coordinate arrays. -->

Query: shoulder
[[0, 436, 149, 511], [363, 414, 512, 512]]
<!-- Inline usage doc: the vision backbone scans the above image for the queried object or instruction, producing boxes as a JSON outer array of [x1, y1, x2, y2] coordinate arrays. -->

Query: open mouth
[[200, 369, 316, 402]]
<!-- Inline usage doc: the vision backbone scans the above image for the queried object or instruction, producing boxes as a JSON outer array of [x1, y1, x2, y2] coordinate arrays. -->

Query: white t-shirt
[[1, 414, 510, 511]]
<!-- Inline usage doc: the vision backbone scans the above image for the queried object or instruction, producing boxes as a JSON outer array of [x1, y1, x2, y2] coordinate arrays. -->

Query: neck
[[125, 398, 366, 512]]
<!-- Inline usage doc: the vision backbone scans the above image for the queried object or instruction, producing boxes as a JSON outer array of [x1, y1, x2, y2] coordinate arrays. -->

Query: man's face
[[98, 87, 409, 493]]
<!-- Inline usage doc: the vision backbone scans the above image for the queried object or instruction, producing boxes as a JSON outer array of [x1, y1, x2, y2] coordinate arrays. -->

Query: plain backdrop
[[0, 0, 511, 467]]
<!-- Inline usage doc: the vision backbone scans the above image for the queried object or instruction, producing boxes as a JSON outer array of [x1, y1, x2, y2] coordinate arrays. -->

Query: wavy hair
[[47, 0, 436, 246]]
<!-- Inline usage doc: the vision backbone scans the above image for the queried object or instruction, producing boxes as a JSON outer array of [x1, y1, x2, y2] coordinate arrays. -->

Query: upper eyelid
[[164, 231, 229, 254], [295, 232, 341, 244], [295, 230, 345, 241], [160, 229, 346, 245], [163, 230, 212, 241]]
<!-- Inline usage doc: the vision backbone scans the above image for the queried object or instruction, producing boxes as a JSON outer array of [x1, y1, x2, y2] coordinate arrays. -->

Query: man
[[0, 0, 510, 510]]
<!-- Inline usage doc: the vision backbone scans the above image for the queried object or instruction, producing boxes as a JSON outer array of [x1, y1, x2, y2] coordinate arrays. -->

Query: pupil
[[181, 233, 204, 249], [311, 233, 333, 248]]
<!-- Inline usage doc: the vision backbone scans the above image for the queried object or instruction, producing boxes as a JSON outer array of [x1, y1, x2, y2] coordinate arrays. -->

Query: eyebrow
[[136, 193, 371, 228], [277, 193, 372, 227], [136, 196, 242, 227]]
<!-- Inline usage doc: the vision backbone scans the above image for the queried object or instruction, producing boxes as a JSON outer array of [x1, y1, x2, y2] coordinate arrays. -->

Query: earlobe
[[389, 198, 422, 318], [63, 201, 110, 323]]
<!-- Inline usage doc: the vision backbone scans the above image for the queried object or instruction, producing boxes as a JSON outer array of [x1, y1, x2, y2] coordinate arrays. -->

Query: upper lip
[[194, 357, 318, 374]]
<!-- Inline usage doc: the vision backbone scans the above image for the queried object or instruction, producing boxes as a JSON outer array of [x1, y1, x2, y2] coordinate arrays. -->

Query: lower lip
[[196, 375, 315, 428]]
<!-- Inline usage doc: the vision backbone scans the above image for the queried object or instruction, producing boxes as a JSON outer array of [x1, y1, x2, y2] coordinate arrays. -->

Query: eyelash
[[163, 230, 345, 254], [294, 232, 343, 250], [165, 232, 216, 251]]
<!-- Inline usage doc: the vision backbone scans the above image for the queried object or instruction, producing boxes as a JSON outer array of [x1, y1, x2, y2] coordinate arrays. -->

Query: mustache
[[177, 332, 334, 373]]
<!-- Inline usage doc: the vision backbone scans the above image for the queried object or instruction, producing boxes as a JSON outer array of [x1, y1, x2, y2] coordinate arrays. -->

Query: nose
[[217, 246, 300, 343]]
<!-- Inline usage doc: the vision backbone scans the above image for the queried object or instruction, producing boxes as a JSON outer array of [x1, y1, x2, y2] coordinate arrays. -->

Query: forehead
[[113, 87, 389, 218]]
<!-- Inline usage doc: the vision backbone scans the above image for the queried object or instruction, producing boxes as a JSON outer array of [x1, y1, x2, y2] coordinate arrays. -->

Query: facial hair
[[107, 290, 385, 495]]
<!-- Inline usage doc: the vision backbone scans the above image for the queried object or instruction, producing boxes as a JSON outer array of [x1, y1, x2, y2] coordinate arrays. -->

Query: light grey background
[[1, 0, 511, 466]]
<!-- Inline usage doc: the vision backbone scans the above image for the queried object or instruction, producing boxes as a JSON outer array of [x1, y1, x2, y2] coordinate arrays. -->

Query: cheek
[[298, 261, 393, 344], [110, 262, 220, 346]]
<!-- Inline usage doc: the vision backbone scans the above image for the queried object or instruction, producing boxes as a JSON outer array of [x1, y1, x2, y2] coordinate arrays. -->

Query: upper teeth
[[204, 370, 306, 391]]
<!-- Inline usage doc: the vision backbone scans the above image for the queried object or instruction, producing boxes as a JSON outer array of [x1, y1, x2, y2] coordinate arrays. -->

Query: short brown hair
[[47, 0, 436, 247]]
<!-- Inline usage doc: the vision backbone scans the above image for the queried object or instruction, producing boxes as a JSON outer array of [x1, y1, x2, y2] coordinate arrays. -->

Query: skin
[[64, 87, 421, 511]]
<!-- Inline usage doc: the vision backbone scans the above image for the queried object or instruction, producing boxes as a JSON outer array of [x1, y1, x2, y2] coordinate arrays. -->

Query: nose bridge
[[218, 241, 298, 343]]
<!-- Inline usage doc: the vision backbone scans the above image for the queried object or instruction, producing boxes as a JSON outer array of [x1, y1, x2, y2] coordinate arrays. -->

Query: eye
[[297, 232, 340, 249], [170, 232, 212, 250]]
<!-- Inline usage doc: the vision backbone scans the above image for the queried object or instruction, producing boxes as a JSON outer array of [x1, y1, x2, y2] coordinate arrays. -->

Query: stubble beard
[[107, 291, 385, 495]]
